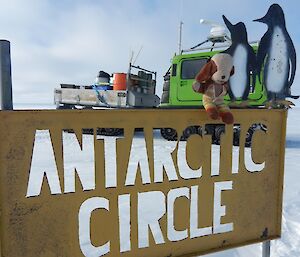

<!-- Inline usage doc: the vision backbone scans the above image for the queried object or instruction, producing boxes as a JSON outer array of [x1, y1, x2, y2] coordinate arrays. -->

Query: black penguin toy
[[254, 3, 298, 107], [222, 15, 257, 104]]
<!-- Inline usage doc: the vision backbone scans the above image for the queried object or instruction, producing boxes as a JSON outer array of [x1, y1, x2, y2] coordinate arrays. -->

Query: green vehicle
[[159, 32, 267, 143], [160, 46, 266, 107]]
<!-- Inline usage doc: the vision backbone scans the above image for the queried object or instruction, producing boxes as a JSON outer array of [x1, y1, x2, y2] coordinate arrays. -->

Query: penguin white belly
[[230, 45, 248, 98], [266, 26, 289, 93]]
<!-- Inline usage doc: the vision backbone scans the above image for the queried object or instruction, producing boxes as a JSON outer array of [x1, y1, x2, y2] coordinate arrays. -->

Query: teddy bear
[[192, 53, 235, 124]]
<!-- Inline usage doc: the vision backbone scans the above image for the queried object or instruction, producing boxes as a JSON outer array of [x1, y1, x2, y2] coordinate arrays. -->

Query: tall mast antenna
[[178, 0, 184, 54], [178, 21, 183, 54], [133, 45, 143, 65]]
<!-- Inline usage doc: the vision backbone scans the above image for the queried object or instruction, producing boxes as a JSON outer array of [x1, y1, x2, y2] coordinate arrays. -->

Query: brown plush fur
[[193, 53, 235, 124]]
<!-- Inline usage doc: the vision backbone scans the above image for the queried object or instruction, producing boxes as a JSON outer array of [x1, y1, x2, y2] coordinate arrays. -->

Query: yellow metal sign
[[0, 109, 286, 257]]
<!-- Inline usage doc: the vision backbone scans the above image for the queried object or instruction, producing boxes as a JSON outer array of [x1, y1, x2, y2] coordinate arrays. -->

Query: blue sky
[[0, 0, 299, 104]]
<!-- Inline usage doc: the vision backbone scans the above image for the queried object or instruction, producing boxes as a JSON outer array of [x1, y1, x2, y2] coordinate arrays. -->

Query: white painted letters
[[138, 191, 166, 248], [153, 137, 178, 182], [213, 181, 233, 234], [190, 186, 212, 238], [64, 132, 95, 193], [125, 131, 151, 186], [26, 130, 61, 197], [177, 140, 202, 179], [79, 197, 110, 257], [118, 194, 131, 252], [97, 135, 123, 188]]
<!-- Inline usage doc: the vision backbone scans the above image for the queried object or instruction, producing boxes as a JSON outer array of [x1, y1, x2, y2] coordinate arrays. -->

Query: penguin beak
[[253, 15, 267, 23], [222, 15, 233, 30]]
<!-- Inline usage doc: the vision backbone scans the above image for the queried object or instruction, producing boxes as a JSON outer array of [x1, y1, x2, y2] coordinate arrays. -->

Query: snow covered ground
[[13, 103, 300, 256]]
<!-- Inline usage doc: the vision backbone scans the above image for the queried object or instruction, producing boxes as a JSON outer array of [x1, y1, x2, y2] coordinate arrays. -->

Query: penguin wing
[[227, 86, 236, 101], [256, 33, 270, 83], [222, 47, 233, 55], [287, 36, 297, 87]]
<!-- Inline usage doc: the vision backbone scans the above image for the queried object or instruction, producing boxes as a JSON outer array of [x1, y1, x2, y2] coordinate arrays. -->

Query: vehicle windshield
[[181, 58, 208, 80]]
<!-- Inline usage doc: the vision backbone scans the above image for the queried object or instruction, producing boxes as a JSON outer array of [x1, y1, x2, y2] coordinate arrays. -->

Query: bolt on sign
[[0, 109, 286, 257]]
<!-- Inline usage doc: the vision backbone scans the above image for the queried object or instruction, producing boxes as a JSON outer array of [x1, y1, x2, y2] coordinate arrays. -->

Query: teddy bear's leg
[[219, 111, 234, 124], [203, 95, 219, 120], [217, 104, 234, 124]]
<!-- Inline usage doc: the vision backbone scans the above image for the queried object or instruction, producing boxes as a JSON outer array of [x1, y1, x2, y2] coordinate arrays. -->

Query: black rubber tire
[[98, 128, 124, 136], [245, 127, 254, 147], [233, 126, 240, 146], [160, 128, 177, 141], [83, 128, 94, 135], [57, 104, 73, 110], [196, 126, 203, 136], [204, 124, 215, 136], [214, 125, 225, 145], [259, 123, 267, 132], [181, 126, 198, 140]]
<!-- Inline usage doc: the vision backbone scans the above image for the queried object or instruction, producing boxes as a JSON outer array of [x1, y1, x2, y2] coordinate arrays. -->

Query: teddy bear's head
[[197, 53, 234, 84]]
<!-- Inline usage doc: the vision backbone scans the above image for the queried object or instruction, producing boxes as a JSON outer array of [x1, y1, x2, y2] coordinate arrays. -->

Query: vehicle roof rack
[[181, 40, 259, 54], [180, 19, 259, 54]]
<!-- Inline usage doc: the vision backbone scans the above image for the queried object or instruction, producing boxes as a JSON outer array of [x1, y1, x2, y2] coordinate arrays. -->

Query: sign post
[[263, 240, 271, 257], [0, 40, 13, 110]]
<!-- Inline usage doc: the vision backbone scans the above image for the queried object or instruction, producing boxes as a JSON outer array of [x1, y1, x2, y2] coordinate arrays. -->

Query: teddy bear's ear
[[195, 60, 217, 83], [230, 66, 235, 76]]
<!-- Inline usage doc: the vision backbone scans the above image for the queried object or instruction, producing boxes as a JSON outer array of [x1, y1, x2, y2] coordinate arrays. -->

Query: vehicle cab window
[[181, 58, 208, 80]]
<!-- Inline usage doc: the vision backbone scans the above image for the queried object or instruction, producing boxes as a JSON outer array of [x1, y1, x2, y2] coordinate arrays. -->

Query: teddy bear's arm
[[192, 81, 205, 93]]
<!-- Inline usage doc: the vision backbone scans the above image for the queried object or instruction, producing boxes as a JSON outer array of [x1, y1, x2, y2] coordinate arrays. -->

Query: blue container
[[94, 85, 113, 90]]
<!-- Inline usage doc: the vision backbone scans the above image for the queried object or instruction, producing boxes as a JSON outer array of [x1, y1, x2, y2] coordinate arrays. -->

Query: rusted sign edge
[[176, 235, 280, 257], [0, 108, 288, 114], [0, 127, 3, 257], [276, 109, 288, 235]]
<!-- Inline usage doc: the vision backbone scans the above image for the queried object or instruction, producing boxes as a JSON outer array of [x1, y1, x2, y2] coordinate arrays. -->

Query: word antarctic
[[26, 127, 265, 257]]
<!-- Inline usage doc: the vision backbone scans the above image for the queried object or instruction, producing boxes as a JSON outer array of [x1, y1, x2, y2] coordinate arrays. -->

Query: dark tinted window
[[171, 64, 177, 76], [181, 58, 208, 80]]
